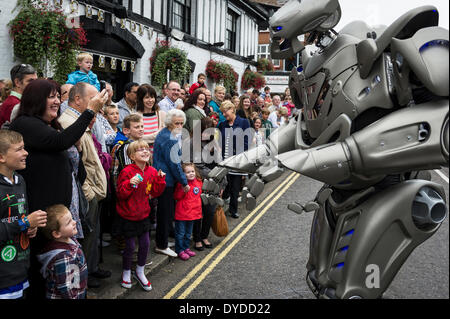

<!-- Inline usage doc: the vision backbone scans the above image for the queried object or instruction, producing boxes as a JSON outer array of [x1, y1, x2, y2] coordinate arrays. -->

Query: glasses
[[174, 122, 184, 126], [12, 64, 33, 80]]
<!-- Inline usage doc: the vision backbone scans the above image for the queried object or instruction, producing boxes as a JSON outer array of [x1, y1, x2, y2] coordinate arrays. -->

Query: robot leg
[[306, 180, 447, 299]]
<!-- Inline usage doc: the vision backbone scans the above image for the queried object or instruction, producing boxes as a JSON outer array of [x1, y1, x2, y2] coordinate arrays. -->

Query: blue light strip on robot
[[419, 40, 449, 52], [345, 229, 355, 236]]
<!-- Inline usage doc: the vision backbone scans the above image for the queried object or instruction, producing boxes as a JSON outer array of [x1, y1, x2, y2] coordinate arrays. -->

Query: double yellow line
[[163, 171, 300, 299]]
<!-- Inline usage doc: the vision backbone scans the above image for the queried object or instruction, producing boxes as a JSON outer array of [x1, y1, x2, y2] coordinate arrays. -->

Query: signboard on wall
[[265, 75, 289, 85]]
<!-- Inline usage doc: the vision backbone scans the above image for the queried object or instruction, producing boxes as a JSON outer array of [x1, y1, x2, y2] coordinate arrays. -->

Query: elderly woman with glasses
[[152, 109, 189, 257]]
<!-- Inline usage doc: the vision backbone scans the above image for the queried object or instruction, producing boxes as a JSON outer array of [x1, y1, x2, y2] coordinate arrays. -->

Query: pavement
[[86, 231, 174, 299], [86, 171, 291, 299], [87, 202, 234, 299]]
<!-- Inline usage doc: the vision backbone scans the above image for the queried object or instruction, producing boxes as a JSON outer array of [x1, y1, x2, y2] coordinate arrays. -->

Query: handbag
[[211, 206, 229, 237]]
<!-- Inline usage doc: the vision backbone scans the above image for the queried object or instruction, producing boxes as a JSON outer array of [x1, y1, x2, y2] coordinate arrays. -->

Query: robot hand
[[201, 144, 285, 210], [202, 166, 228, 207], [241, 158, 285, 211], [202, 119, 298, 209]]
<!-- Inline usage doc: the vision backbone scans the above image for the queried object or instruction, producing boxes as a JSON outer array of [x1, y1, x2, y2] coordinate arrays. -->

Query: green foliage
[[150, 39, 191, 87], [257, 58, 274, 73], [205, 60, 238, 93], [241, 69, 266, 90], [8, 0, 88, 83]]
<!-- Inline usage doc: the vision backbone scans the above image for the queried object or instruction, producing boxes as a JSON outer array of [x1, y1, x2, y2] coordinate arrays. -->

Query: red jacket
[[116, 163, 166, 221], [0, 94, 20, 127], [189, 82, 206, 95], [174, 178, 203, 221]]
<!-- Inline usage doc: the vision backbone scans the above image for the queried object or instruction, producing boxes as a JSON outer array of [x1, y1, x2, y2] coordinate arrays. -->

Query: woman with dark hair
[[10, 79, 106, 212], [182, 90, 207, 135], [236, 95, 254, 128], [9, 79, 107, 298], [136, 83, 166, 157]]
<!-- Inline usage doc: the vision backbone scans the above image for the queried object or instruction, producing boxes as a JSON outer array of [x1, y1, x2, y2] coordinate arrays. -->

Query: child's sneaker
[[121, 279, 132, 289], [184, 248, 196, 257], [132, 272, 152, 291], [178, 251, 190, 260]]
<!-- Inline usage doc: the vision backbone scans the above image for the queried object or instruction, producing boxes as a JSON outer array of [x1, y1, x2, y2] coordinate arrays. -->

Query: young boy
[[189, 73, 207, 95], [37, 204, 88, 299], [261, 107, 273, 139], [0, 130, 47, 299], [105, 104, 127, 148], [110, 114, 145, 187], [66, 52, 101, 91]]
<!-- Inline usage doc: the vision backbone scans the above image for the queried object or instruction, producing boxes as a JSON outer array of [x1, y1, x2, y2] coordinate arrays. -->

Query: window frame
[[225, 8, 239, 53], [172, 0, 191, 34], [258, 44, 281, 68]]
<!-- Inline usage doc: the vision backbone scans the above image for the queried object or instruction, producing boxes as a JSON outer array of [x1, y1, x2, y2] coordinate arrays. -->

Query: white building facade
[[0, 0, 269, 97]]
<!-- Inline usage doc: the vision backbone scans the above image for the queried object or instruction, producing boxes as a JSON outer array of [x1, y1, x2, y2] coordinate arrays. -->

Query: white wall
[[0, 1, 21, 80]]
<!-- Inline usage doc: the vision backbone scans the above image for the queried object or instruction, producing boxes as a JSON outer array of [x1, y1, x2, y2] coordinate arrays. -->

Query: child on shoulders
[[66, 52, 101, 91], [189, 73, 207, 95]]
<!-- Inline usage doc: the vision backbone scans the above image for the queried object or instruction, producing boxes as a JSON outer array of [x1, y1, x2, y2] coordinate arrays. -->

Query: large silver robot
[[202, 0, 449, 299]]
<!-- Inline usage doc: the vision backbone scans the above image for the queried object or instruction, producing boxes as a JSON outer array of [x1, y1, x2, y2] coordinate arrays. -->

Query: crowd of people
[[0, 52, 298, 299]]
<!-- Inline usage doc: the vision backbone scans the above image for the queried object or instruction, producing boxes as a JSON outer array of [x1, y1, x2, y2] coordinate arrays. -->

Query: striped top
[[142, 112, 159, 153]]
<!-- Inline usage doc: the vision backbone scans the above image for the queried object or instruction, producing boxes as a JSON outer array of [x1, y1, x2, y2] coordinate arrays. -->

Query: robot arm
[[203, 118, 298, 210], [278, 100, 449, 187]]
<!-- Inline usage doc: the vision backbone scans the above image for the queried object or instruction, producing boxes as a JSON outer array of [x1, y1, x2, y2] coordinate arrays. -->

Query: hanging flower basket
[[241, 69, 266, 90], [9, 0, 88, 84], [150, 39, 191, 87], [257, 58, 274, 73], [205, 60, 238, 93]]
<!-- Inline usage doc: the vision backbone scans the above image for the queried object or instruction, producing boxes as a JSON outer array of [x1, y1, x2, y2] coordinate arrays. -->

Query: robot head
[[269, 0, 341, 59]]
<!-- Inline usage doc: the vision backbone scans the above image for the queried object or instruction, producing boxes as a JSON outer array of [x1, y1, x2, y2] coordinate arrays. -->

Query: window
[[226, 9, 238, 53], [120, 0, 131, 10], [258, 44, 280, 68], [173, 0, 191, 33], [258, 44, 269, 59]]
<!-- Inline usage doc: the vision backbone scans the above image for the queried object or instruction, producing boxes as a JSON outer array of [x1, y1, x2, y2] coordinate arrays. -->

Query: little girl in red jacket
[[116, 140, 166, 291], [173, 163, 203, 260]]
